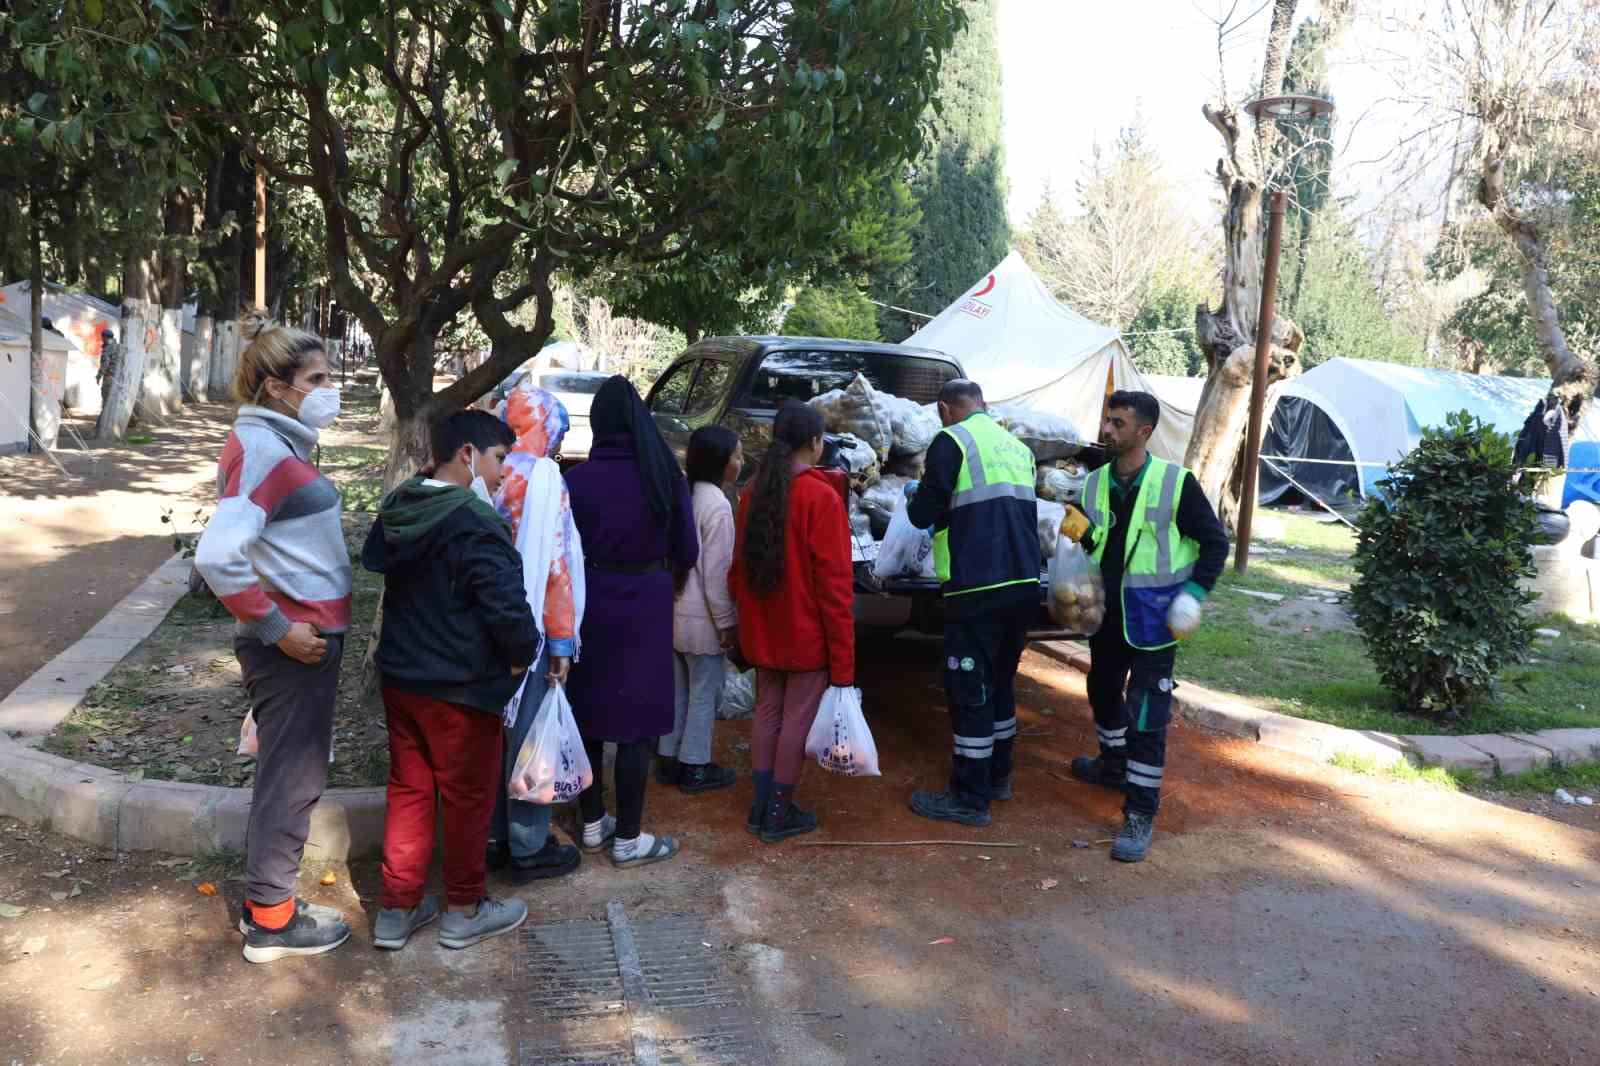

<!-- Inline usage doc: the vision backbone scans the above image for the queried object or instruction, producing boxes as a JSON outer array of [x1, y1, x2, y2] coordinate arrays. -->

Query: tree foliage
[[885, 0, 1007, 339], [1281, 211, 1426, 369], [1350, 411, 1542, 719], [781, 284, 881, 341]]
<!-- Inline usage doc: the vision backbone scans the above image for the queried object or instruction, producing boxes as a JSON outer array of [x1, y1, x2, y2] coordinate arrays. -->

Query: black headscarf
[[591, 375, 682, 528]]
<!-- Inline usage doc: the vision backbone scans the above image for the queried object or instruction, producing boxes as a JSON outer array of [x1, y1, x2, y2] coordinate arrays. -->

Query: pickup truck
[[645, 335, 1100, 639]]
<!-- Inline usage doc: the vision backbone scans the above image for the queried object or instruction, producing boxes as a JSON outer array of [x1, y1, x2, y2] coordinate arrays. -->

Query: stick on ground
[[793, 840, 1023, 848]]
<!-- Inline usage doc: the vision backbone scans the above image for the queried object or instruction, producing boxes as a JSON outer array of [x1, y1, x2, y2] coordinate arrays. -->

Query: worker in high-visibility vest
[[904, 380, 1039, 827], [1060, 391, 1228, 862]]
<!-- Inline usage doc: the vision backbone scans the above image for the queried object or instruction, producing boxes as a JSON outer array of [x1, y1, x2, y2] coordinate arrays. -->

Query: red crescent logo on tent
[[972, 274, 996, 298]]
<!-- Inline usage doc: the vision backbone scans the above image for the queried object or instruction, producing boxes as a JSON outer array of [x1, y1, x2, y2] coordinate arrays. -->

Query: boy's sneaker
[[1111, 812, 1155, 863], [237, 897, 345, 936], [372, 896, 441, 951], [655, 756, 683, 786], [759, 802, 818, 843], [438, 896, 528, 950], [506, 836, 581, 885], [242, 909, 351, 964]]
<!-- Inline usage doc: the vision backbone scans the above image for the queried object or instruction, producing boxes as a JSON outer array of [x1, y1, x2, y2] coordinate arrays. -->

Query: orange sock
[[248, 898, 296, 931]]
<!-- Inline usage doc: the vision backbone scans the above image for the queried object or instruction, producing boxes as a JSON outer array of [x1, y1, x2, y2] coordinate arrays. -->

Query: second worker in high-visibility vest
[[1060, 390, 1228, 863], [904, 380, 1040, 827]]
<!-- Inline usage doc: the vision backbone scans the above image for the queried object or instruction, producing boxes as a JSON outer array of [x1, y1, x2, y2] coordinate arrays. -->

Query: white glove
[[1167, 591, 1202, 640]]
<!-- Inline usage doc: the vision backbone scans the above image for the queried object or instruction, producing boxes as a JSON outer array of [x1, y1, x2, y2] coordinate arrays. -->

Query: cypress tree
[[883, 0, 1009, 340]]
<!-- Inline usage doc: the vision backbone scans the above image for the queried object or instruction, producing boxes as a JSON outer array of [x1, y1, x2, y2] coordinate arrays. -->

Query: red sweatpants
[[379, 687, 504, 909], [752, 668, 829, 785]]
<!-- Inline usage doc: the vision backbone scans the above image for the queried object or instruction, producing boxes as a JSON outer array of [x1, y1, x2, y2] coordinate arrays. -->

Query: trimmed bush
[[1349, 410, 1542, 719]]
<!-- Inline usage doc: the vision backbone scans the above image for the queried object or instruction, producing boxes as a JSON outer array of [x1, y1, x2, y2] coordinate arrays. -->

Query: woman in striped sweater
[[194, 316, 354, 963]]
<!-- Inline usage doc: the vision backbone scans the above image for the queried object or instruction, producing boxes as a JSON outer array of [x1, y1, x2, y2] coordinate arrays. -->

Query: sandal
[[610, 834, 680, 869]]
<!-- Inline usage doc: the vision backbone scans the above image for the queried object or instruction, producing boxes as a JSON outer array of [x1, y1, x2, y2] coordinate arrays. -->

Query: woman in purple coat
[[565, 376, 698, 868]]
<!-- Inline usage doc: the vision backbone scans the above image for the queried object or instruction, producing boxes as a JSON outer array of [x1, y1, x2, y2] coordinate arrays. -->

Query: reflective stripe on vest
[[1082, 456, 1201, 648], [933, 413, 1038, 590]]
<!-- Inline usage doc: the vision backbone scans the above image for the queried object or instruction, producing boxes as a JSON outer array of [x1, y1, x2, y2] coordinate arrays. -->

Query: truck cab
[[646, 336, 1078, 639]]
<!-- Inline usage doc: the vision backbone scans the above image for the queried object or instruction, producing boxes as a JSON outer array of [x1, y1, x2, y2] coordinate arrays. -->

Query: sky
[[997, 0, 1433, 230]]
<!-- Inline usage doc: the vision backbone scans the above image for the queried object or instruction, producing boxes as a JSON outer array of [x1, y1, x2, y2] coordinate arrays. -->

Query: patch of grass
[[1466, 759, 1600, 796], [196, 846, 245, 879], [1177, 509, 1600, 736], [321, 444, 386, 513], [1328, 751, 1465, 790]]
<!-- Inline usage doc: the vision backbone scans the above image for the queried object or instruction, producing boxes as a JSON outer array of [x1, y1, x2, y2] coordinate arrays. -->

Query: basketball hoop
[[1244, 94, 1335, 124]]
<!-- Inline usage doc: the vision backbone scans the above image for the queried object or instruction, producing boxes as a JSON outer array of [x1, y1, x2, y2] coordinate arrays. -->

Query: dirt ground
[[0, 405, 233, 699], [0, 639, 1596, 1065]]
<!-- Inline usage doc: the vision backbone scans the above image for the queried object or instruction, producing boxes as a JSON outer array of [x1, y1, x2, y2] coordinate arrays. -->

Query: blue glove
[[904, 480, 920, 501]]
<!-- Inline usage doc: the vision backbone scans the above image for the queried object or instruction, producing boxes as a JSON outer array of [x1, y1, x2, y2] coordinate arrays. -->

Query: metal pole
[[1234, 188, 1287, 574], [254, 165, 267, 311]]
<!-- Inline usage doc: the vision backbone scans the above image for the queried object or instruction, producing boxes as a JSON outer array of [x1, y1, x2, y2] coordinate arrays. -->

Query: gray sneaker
[[372, 896, 441, 951], [438, 896, 528, 950], [1111, 812, 1155, 863], [237, 897, 345, 935]]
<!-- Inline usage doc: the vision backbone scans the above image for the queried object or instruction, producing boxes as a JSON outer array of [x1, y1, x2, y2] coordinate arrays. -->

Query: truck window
[[685, 360, 732, 416], [649, 361, 697, 415], [744, 349, 956, 408]]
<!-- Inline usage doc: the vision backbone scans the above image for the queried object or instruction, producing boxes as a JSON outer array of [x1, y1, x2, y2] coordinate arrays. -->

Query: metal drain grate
[[513, 905, 766, 1066], [515, 917, 626, 1019]]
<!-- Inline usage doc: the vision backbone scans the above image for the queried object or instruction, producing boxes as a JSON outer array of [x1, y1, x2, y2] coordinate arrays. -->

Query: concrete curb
[[1033, 640, 1600, 775], [0, 553, 385, 860]]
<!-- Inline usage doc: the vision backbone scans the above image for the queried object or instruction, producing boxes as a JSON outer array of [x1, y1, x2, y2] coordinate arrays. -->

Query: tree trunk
[[1477, 148, 1598, 427], [28, 200, 61, 452], [100, 206, 160, 440], [1184, 0, 1302, 527]]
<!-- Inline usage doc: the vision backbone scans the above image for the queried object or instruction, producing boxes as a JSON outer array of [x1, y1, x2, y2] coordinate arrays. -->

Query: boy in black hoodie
[[361, 410, 535, 951]]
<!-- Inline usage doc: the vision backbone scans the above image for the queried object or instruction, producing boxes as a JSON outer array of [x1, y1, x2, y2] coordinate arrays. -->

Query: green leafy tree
[[886, 0, 1007, 339], [1126, 283, 1208, 377], [1349, 412, 1542, 719], [782, 285, 880, 341], [1279, 17, 1336, 318], [1281, 211, 1425, 368]]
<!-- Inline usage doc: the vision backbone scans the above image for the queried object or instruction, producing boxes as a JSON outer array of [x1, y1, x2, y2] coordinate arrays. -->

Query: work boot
[[908, 790, 991, 828], [1070, 755, 1126, 791], [654, 756, 683, 786], [506, 836, 581, 885], [680, 762, 738, 795], [760, 793, 818, 843], [241, 907, 351, 964], [991, 777, 1014, 802], [1111, 811, 1155, 863], [372, 896, 441, 951], [439, 896, 528, 950]]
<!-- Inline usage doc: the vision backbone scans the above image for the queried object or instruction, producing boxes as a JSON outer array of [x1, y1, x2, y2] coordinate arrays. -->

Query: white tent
[[904, 252, 1195, 462], [0, 323, 74, 452], [0, 282, 120, 413]]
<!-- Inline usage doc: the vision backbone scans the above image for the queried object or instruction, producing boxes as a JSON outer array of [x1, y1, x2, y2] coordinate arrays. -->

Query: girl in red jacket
[[731, 401, 856, 842]]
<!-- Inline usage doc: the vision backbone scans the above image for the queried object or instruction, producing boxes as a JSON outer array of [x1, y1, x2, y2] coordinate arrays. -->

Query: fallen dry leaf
[[196, 882, 218, 896], [319, 870, 337, 886], [1039, 878, 1060, 891], [928, 936, 956, 946]]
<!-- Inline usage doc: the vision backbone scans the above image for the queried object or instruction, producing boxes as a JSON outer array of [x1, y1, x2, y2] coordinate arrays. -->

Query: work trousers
[[236, 635, 343, 908], [660, 652, 727, 765], [752, 667, 830, 787], [943, 600, 1033, 810], [1086, 620, 1177, 818], [380, 686, 504, 909]]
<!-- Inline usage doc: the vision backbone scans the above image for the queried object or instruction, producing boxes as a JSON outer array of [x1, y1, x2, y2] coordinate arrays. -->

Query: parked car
[[536, 370, 608, 462], [645, 336, 1095, 638]]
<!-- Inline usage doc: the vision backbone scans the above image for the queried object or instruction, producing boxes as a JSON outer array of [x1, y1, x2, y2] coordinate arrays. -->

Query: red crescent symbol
[[972, 274, 996, 298]]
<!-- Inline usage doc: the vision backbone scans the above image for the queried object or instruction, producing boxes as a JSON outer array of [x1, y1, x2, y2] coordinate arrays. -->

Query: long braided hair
[[740, 401, 824, 596]]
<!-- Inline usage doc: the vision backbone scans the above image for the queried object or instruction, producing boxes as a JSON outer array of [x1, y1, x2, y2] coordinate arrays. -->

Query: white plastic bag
[[992, 405, 1086, 462], [872, 497, 935, 581], [718, 666, 757, 720], [507, 681, 594, 804], [804, 686, 881, 777], [236, 710, 258, 756], [1047, 535, 1106, 635]]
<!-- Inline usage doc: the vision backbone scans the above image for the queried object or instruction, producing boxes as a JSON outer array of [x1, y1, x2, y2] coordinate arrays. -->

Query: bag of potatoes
[[1047, 534, 1106, 636]]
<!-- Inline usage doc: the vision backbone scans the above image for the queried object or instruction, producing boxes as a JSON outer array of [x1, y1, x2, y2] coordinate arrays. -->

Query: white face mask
[[468, 447, 494, 506], [289, 384, 341, 429]]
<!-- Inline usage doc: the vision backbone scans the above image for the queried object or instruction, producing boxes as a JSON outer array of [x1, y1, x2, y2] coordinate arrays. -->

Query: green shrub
[[1348, 411, 1542, 719], [782, 285, 881, 341]]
